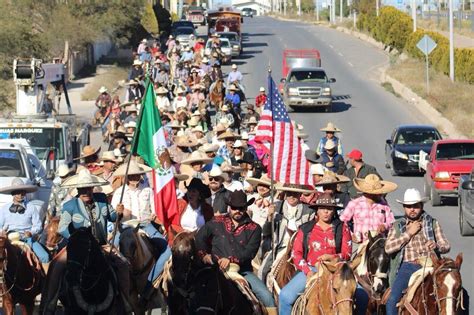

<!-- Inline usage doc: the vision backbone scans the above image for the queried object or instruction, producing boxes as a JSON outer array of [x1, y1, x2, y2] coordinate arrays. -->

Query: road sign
[[416, 35, 437, 56]]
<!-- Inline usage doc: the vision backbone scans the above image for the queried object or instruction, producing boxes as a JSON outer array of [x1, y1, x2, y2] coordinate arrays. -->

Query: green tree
[[142, 2, 159, 35]]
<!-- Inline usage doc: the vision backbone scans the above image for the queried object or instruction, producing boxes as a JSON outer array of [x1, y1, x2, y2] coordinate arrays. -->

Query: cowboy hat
[[125, 104, 138, 112], [324, 139, 337, 150], [320, 122, 341, 133], [296, 130, 308, 140], [174, 173, 189, 181], [99, 86, 108, 93], [217, 130, 239, 140], [309, 193, 339, 209], [353, 174, 398, 195], [200, 143, 219, 153], [276, 183, 313, 194], [208, 166, 228, 180], [114, 160, 152, 176], [74, 145, 101, 160], [141, 38, 147, 43], [94, 184, 114, 195], [259, 87, 265, 92], [220, 161, 242, 173], [181, 151, 213, 165], [132, 60, 142, 66], [175, 86, 187, 94], [100, 151, 119, 163], [215, 123, 227, 132], [314, 171, 350, 186], [310, 164, 327, 176], [170, 120, 186, 129], [396, 188, 428, 205], [202, 57, 209, 63], [246, 116, 258, 125], [192, 125, 205, 134], [114, 148, 127, 158], [240, 131, 249, 140], [187, 117, 199, 127], [175, 136, 198, 147], [56, 164, 72, 178], [119, 101, 133, 108], [231, 64, 238, 69], [305, 150, 322, 164], [156, 86, 168, 94], [0, 178, 38, 194], [185, 178, 211, 199], [247, 174, 272, 187], [168, 34, 174, 39], [126, 79, 139, 86], [191, 110, 202, 117], [226, 190, 255, 209], [124, 121, 137, 129], [61, 169, 108, 189], [229, 85, 239, 91], [232, 140, 244, 148], [112, 126, 127, 135]]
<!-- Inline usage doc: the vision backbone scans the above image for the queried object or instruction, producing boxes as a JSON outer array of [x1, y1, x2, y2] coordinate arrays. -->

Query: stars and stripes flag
[[254, 74, 313, 186]]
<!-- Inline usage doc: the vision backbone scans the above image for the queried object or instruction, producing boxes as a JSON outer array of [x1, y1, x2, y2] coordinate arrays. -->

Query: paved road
[[230, 16, 472, 312]]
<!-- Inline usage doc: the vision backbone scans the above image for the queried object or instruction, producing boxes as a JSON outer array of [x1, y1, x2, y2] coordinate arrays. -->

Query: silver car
[[173, 26, 197, 48], [204, 38, 232, 64], [216, 31, 242, 57]]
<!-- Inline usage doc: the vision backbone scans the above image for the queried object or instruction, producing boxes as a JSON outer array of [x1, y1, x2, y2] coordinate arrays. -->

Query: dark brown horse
[[0, 231, 44, 315], [399, 253, 463, 315], [168, 231, 255, 315]]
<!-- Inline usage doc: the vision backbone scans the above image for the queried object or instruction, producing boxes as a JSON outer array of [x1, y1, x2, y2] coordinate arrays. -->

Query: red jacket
[[255, 94, 267, 107]]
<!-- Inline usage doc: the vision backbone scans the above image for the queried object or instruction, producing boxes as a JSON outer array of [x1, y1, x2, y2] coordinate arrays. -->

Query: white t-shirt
[[224, 180, 244, 192], [111, 184, 154, 221], [180, 204, 205, 231]]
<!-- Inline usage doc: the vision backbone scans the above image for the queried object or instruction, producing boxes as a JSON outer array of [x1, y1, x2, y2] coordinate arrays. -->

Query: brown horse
[[43, 216, 64, 259], [168, 231, 256, 315], [267, 236, 297, 303], [293, 260, 357, 315], [398, 253, 463, 315], [0, 231, 45, 315], [209, 79, 224, 110]]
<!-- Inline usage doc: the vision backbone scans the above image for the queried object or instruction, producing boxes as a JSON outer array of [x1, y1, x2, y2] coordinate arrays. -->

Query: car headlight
[[435, 171, 450, 179], [233, 45, 239, 49], [322, 87, 331, 96], [288, 88, 298, 96], [394, 150, 408, 160]]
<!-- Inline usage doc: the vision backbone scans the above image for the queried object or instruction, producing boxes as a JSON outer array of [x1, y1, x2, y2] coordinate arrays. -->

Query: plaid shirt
[[385, 218, 450, 262], [217, 145, 231, 162], [339, 196, 394, 242]]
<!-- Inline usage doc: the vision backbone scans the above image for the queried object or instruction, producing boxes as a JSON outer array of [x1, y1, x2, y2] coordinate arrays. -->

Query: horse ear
[[367, 231, 374, 243], [430, 252, 440, 266], [455, 253, 463, 269]]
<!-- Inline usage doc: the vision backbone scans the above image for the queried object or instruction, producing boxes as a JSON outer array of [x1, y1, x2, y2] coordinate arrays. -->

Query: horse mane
[[339, 262, 354, 281]]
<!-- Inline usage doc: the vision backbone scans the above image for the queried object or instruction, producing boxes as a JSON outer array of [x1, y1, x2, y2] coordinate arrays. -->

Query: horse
[[209, 79, 225, 110], [93, 101, 109, 127], [0, 231, 44, 315], [62, 228, 118, 315], [119, 225, 167, 315], [293, 259, 357, 315], [398, 253, 463, 315], [43, 216, 65, 260], [168, 231, 256, 315]]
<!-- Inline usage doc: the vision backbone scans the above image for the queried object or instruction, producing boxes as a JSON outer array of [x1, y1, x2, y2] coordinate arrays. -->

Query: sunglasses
[[230, 207, 245, 212], [209, 177, 220, 182]]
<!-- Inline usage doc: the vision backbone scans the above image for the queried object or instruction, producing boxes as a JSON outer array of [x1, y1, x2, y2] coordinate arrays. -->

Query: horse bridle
[[315, 262, 354, 315], [431, 264, 464, 312], [0, 244, 39, 297], [366, 238, 389, 298]]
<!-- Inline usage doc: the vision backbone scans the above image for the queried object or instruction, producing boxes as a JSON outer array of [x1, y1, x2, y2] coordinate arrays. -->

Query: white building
[[231, 0, 271, 15]]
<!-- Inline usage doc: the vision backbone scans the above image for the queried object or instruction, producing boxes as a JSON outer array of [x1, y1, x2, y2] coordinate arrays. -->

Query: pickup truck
[[420, 139, 474, 206], [459, 170, 474, 236], [281, 67, 335, 112]]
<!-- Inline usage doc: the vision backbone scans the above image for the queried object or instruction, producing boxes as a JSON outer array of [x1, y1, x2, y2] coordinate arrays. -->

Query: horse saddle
[[8, 233, 42, 271], [397, 266, 434, 309]]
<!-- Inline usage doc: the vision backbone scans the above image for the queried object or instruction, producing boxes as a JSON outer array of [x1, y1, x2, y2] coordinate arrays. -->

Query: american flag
[[254, 75, 313, 186]]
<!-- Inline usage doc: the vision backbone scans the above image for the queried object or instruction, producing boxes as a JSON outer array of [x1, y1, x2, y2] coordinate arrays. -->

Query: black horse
[[62, 228, 118, 315]]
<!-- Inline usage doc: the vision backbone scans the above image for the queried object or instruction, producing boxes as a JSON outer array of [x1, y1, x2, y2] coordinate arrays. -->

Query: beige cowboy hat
[[175, 136, 198, 148], [175, 86, 187, 94], [200, 143, 219, 153], [215, 123, 227, 132], [296, 130, 308, 140], [240, 131, 250, 140], [99, 86, 108, 94], [192, 125, 205, 134], [114, 160, 152, 176], [247, 174, 272, 187], [208, 166, 228, 180], [353, 174, 398, 195], [125, 104, 139, 112], [100, 151, 120, 163], [276, 183, 314, 194], [246, 117, 258, 126], [124, 121, 137, 129], [56, 164, 72, 178], [133, 60, 143, 66], [217, 130, 239, 141], [181, 151, 213, 165], [176, 107, 189, 117], [112, 126, 127, 135], [61, 169, 108, 189], [396, 188, 428, 205], [229, 85, 239, 91], [320, 122, 342, 133], [94, 184, 114, 195], [324, 139, 337, 150], [73, 145, 101, 160], [0, 178, 38, 194], [156, 86, 168, 94], [188, 117, 200, 127], [126, 79, 139, 86], [202, 57, 210, 63], [310, 163, 327, 176], [314, 171, 350, 186], [174, 173, 189, 181], [232, 140, 244, 148], [170, 120, 186, 129], [220, 161, 243, 173]]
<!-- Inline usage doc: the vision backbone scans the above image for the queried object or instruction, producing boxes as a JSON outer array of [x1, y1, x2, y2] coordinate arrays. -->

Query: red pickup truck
[[420, 139, 474, 206]]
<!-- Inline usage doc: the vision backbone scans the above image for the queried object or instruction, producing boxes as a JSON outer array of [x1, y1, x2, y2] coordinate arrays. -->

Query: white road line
[[348, 62, 354, 67], [329, 44, 334, 48], [338, 52, 343, 57]]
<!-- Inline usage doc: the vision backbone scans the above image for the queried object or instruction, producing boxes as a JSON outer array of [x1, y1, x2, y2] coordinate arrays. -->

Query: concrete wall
[[65, 39, 114, 80]]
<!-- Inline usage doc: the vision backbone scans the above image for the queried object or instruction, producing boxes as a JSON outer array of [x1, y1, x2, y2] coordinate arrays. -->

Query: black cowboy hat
[[305, 150, 322, 164], [236, 152, 254, 164], [185, 178, 211, 199], [225, 190, 255, 209]]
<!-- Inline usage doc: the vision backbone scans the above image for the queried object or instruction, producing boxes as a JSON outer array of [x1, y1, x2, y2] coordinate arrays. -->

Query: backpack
[[300, 219, 343, 260]]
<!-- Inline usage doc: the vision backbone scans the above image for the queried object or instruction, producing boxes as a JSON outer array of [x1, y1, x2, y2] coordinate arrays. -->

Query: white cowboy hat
[[114, 160, 152, 176], [99, 151, 119, 163], [324, 139, 337, 150], [73, 145, 101, 161], [310, 164, 327, 176], [208, 166, 228, 180], [56, 164, 72, 178], [124, 121, 137, 129], [320, 122, 342, 133], [202, 57, 209, 63], [0, 178, 38, 194], [240, 131, 249, 140], [396, 188, 428, 205], [192, 125, 205, 134], [175, 86, 187, 94], [181, 151, 213, 165], [61, 169, 108, 189], [314, 171, 350, 186], [200, 143, 219, 153], [156, 86, 168, 94], [231, 64, 237, 69], [353, 174, 398, 195], [247, 174, 272, 187], [141, 38, 148, 43], [113, 148, 127, 158], [99, 86, 108, 93], [259, 87, 265, 92], [232, 140, 244, 148], [133, 60, 142, 66]]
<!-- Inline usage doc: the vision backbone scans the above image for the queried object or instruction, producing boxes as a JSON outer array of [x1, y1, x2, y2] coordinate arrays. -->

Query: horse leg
[[19, 303, 35, 315], [2, 294, 15, 315]]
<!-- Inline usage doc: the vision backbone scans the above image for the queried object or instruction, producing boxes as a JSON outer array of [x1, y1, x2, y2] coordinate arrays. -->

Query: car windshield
[[0, 127, 65, 160], [436, 143, 474, 160], [395, 130, 441, 145], [219, 40, 230, 48], [289, 70, 327, 83], [175, 28, 194, 35], [0, 149, 26, 177], [219, 33, 238, 41], [172, 21, 193, 29]]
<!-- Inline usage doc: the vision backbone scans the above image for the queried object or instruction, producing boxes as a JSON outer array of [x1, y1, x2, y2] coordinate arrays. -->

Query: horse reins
[[432, 264, 464, 312]]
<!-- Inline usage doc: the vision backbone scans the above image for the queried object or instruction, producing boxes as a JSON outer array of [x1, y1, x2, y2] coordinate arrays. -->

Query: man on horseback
[[195, 190, 277, 314], [385, 188, 450, 315]]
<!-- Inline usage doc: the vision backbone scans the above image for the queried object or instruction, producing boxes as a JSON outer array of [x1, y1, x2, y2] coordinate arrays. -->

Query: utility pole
[[449, 0, 454, 81], [376, 0, 379, 16], [340, 0, 343, 22], [412, 0, 417, 31], [315, 0, 320, 21]]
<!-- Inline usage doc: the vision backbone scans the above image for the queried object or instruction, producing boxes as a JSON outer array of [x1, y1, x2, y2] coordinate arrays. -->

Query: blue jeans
[[354, 284, 369, 315], [240, 270, 276, 307], [386, 262, 421, 315], [279, 267, 317, 315], [26, 237, 50, 263], [140, 223, 172, 283]]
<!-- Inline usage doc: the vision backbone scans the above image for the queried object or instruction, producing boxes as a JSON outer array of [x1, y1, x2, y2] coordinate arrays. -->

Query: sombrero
[[100, 151, 120, 163], [0, 178, 38, 194], [99, 86, 108, 93], [246, 174, 272, 187], [181, 151, 213, 165], [113, 160, 152, 176], [220, 161, 243, 173], [320, 122, 341, 133], [73, 145, 101, 160], [353, 174, 398, 195], [175, 136, 198, 148], [217, 130, 239, 140], [313, 171, 350, 186], [170, 120, 186, 129], [174, 173, 190, 181], [61, 169, 108, 189], [156, 86, 168, 94], [200, 143, 219, 153], [276, 183, 314, 194]]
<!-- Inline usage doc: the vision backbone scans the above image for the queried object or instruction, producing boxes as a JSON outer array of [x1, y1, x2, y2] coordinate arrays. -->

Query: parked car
[[459, 169, 474, 236], [241, 8, 254, 17], [420, 139, 474, 206], [173, 26, 197, 47], [204, 38, 232, 64], [171, 20, 196, 31], [216, 31, 241, 56], [385, 125, 442, 175]]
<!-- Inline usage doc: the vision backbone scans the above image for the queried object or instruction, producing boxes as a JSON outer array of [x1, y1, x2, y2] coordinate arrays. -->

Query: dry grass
[[0, 79, 17, 116], [417, 17, 473, 39], [81, 65, 129, 101], [387, 57, 474, 137]]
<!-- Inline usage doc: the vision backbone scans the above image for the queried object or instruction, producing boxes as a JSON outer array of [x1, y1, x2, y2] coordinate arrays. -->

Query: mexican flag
[[133, 81, 178, 230]]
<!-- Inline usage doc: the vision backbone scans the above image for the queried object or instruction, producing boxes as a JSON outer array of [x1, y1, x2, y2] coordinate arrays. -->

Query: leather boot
[[265, 307, 278, 315]]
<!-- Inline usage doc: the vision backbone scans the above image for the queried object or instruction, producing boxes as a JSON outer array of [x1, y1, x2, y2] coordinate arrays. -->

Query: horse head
[[326, 261, 357, 315], [0, 230, 7, 267], [431, 253, 463, 315], [171, 231, 197, 286], [44, 216, 63, 252], [366, 233, 390, 298]]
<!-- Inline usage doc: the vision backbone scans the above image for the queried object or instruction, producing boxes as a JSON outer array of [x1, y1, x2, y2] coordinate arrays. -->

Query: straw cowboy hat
[[156, 86, 168, 94], [188, 117, 200, 127], [124, 121, 137, 129], [74, 145, 101, 160], [174, 173, 189, 181], [175, 86, 187, 94], [310, 164, 327, 176], [125, 104, 138, 112], [175, 136, 198, 147], [215, 123, 227, 132], [100, 151, 120, 163], [246, 116, 258, 125], [202, 57, 209, 63], [94, 184, 114, 195], [56, 164, 72, 178], [353, 174, 398, 195], [320, 122, 342, 133], [220, 161, 242, 173], [217, 130, 239, 140], [276, 183, 314, 194], [114, 160, 151, 176], [200, 143, 219, 153], [226, 190, 255, 209], [170, 120, 186, 130], [314, 171, 350, 186], [208, 166, 228, 180], [192, 125, 205, 134], [324, 139, 337, 150], [232, 140, 244, 148], [229, 85, 239, 91], [181, 151, 213, 165], [247, 174, 272, 187], [99, 86, 108, 94], [396, 188, 428, 205], [126, 79, 139, 86], [185, 178, 211, 199], [240, 131, 250, 140], [133, 60, 143, 66], [0, 178, 38, 194], [61, 169, 108, 189]]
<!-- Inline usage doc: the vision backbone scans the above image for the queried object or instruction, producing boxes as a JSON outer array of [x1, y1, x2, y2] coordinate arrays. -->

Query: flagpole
[[268, 68, 277, 262]]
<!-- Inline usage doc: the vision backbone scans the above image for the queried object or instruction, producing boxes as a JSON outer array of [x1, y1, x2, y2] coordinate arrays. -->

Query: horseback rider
[[279, 193, 352, 315], [47, 164, 73, 217], [95, 86, 111, 108], [319, 139, 346, 175], [195, 190, 277, 314], [227, 64, 243, 88], [0, 178, 49, 263], [385, 188, 450, 315], [316, 122, 343, 156], [224, 85, 241, 116]]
